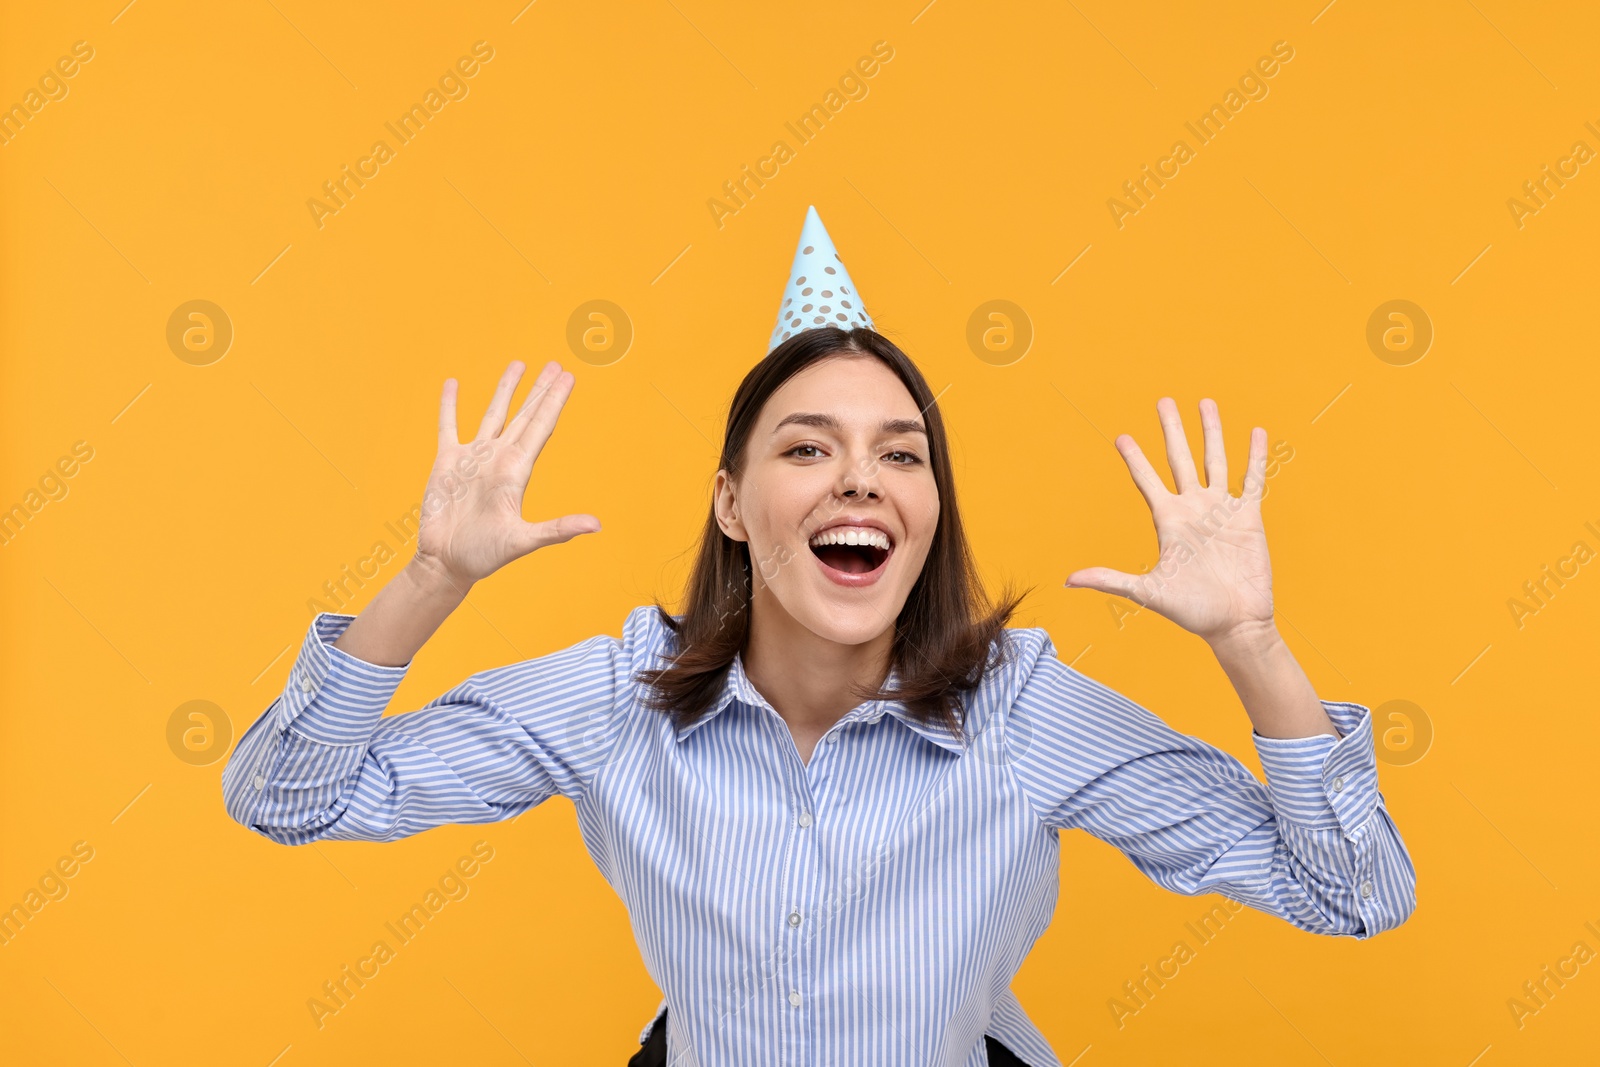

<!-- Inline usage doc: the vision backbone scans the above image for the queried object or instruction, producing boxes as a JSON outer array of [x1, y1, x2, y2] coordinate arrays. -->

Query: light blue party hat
[[768, 205, 874, 352]]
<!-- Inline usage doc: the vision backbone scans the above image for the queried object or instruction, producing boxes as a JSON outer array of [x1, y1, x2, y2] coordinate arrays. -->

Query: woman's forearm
[[330, 557, 472, 667], [1207, 622, 1338, 740]]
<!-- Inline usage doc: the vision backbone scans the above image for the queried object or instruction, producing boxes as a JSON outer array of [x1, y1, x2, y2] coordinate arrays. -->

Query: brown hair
[[636, 326, 1033, 742]]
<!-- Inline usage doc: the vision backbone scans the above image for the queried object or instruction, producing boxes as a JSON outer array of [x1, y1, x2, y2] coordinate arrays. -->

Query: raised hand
[[413, 360, 601, 590], [1065, 398, 1274, 647]]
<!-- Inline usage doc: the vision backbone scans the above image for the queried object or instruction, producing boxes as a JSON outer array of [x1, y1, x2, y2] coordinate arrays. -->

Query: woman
[[223, 217, 1417, 1067]]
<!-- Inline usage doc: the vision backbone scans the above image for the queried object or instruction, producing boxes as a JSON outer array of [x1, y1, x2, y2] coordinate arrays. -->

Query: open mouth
[[809, 540, 890, 575], [806, 525, 895, 581]]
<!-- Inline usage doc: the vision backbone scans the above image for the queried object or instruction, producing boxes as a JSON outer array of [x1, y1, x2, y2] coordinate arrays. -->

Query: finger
[[505, 360, 564, 442], [1199, 398, 1227, 489], [1156, 397, 1201, 493], [438, 378, 460, 450], [473, 360, 530, 442], [510, 513, 602, 557], [1113, 434, 1170, 512], [1064, 566, 1147, 603], [1239, 426, 1268, 504], [513, 368, 576, 459]]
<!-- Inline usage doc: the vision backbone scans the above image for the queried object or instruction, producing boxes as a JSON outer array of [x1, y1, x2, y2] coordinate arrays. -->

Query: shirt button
[[826, 733, 838, 744], [300, 675, 315, 694], [1331, 775, 1345, 793], [1360, 880, 1374, 899], [788, 990, 801, 1007], [252, 774, 267, 790], [798, 811, 813, 827], [787, 911, 802, 927]]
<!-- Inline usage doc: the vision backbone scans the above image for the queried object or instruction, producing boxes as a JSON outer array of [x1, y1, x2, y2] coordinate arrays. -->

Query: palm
[[1068, 398, 1275, 645], [415, 360, 601, 589]]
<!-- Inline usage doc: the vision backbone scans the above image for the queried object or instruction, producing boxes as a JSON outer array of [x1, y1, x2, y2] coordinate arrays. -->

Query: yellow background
[[3, 1, 1597, 1063]]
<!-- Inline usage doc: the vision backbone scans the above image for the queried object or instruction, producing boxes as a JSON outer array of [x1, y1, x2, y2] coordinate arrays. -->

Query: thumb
[[1064, 566, 1145, 601], [510, 513, 602, 557]]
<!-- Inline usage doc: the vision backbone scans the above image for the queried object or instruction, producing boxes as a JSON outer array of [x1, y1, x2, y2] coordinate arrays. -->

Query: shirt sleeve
[[221, 609, 640, 845], [1003, 631, 1418, 939]]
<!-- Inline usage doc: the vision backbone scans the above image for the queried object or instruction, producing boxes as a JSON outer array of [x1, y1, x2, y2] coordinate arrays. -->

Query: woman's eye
[[886, 451, 923, 465], [787, 445, 822, 459]]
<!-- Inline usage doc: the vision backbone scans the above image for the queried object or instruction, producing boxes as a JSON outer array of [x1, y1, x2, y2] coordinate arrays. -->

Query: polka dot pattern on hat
[[766, 205, 875, 352]]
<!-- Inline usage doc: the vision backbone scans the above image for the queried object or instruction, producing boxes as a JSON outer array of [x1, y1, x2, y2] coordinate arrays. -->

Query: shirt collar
[[672, 650, 968, 756]]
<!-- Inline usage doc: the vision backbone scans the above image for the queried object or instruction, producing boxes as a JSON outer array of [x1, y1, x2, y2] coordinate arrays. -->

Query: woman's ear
[[713, 469, 747, 542]]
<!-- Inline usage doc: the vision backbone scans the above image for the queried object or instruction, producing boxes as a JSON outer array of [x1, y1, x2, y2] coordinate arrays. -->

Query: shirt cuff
[[1251, 700, 1378, 837], [273, 612, 412, 746]]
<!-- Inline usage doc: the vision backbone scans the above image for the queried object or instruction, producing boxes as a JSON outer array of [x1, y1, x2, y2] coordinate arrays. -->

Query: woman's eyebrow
[[771, 412, 928, 437]]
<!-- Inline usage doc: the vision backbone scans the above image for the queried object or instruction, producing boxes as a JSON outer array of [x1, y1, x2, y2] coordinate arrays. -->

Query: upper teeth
[[809, 527, 891, 550]]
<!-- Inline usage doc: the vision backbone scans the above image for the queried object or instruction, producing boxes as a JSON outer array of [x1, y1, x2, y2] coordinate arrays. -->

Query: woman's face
[[714, 353, 940, 648]]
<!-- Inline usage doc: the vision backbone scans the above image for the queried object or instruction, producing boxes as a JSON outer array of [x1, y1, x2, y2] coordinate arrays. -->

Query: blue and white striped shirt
[[222, 605, 1417, 1066]]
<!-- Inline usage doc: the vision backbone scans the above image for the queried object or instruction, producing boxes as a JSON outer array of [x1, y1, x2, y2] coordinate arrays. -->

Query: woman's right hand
[[412, 360, 601, 591]]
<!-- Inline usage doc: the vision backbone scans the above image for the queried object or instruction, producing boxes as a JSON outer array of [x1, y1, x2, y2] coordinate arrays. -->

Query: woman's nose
[[838, 453, 881, 499]]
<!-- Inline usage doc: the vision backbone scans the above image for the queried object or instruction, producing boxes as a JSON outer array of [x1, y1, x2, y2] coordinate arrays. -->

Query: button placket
[[775, 725, 819, 1037]]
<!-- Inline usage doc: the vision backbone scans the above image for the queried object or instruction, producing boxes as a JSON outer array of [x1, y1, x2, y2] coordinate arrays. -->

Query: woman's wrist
[[329, 556, 472, 668], [1206, 619, 1338, 740], [1205, 617, 1283, 667]]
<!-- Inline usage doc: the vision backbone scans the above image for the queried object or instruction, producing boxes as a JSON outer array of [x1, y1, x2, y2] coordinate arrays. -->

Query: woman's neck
[[740, 592, 895, 740]]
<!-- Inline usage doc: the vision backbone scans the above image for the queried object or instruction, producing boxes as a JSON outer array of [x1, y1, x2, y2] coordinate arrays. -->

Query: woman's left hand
[[1065, 398, 1275, 647]]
